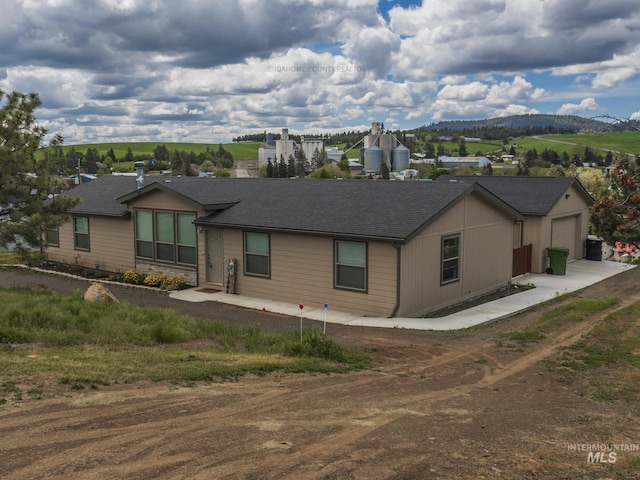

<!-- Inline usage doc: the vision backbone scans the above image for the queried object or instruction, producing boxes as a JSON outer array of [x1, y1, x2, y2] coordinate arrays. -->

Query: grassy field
[[49, 141, 262, 161], [42, 131, 640, 167], [544, 301, 640, 403], [515, 131, 640, 156], [0, 286, 368, 400], [430, 132, 640, 159]]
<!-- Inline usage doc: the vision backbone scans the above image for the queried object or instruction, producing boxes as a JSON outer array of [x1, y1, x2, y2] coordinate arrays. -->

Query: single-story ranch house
[[44, 175, 587, 318]]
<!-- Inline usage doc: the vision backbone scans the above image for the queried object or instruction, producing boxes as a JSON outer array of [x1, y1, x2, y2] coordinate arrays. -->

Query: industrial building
[[258, 129, 330, 167], [258, 123, 411, 174], [362, 122, 410, 173]]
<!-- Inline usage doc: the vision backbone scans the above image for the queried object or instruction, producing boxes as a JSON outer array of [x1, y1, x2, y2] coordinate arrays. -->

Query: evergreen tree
[[153, 144, 168, 163], [380, 161, 390, 180], [279, 156, 288, 178], [169, 149, 194, 176], [84, 148, 100, 174], [0, 91, 79, 258], [106, 147, 117, 163], [524, 148, 538, 167], [66, 147, 78, 174], [295, 149, 308, 176], [125, 147, 134, 163], [266, 159, 274, 178], [287, 155, 296, 178], [458, 138, 468, 156], [311, 147, 326, 170], [605, 150, 614, 166]]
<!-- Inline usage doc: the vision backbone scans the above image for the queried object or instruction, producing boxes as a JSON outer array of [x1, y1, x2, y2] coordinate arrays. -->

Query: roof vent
[[134, 161, 145, 189]]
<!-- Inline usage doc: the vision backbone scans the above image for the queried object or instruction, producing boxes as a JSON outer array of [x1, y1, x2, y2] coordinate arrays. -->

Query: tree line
[[41, 143, 234, 177], [0, 89, 639, 264]]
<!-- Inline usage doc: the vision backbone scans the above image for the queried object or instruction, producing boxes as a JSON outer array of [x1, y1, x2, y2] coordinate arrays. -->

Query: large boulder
[[84, 283, 118, 303]]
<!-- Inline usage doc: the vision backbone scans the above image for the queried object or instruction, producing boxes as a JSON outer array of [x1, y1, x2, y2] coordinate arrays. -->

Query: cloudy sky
[[2, 0, 640, 144]]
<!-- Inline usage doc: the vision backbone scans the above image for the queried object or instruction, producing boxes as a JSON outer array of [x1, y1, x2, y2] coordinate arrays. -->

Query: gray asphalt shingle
[[435, 176, 592, 215], [65, 176, 523, 242]]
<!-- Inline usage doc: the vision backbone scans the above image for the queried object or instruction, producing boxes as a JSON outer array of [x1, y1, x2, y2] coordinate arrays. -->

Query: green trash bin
[[546, 247, 570, 275]]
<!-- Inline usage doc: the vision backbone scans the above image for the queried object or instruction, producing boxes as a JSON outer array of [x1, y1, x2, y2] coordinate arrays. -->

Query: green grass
[[439, 140, 504, 156], [0, 251, 21, 265], [42, 141, 262, 161], [514, 132, 640, 157], [0, 287, 368, 401], [545, 301, 640, 402], [499, 297, 618, 346], [39, 132, 640, 170]]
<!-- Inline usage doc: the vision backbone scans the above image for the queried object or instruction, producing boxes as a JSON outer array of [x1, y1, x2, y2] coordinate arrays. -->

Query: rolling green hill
[[53, 141, 262, 161], [49, 131, 639, 166], [514, 132, 640, 157]]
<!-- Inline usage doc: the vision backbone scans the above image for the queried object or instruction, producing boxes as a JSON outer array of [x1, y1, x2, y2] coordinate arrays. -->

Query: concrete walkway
[[170, 260, 633, 331]]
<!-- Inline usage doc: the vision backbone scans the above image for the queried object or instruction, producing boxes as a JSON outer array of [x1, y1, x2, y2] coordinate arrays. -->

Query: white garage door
[[551, 216, 579, 260]]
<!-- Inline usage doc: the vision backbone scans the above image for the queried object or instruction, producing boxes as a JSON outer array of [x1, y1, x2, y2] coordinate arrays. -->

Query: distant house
[[70, 173, 98, 184], [436, 176, 593, 274], [325, 147, 344, 163], [439, 156, 491, 168], [46, 176, 525, 318]]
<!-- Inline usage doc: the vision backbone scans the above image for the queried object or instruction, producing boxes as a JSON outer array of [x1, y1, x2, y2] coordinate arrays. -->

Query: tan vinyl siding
[[127, 189, 198, 211], [46, 216, 135, 273], [522, 216, 544, 273], [529, 184, 590, 272], [398, 192, 515, 317], [551, 215, 580, 260], [220, 229, 397, 317]]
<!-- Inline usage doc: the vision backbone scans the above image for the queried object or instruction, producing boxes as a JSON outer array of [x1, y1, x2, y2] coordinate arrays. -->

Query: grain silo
[[363, 145, 383, 173], [379, 133, 397, 167], [392, 144, 410, 172]]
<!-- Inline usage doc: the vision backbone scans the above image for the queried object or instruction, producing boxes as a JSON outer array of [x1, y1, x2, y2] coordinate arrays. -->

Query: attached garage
[[551, 215, 581, 260], [436, 176, 593, 273]]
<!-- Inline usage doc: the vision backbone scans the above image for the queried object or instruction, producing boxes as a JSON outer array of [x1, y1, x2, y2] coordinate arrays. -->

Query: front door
[[205, 228, 224, 285]]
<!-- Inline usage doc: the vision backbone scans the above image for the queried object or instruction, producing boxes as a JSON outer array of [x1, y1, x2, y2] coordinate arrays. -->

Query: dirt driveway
[[1, 266, 639, 479]]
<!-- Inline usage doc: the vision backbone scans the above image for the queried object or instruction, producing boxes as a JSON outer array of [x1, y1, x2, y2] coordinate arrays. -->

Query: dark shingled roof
[[63, 175, 139, 217], [65, 176, 524, 242], [435, 176, 593, 215]]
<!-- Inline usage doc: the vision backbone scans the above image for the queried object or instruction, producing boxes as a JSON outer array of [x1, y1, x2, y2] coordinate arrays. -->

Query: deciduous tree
[[591, 157, 640, 245]]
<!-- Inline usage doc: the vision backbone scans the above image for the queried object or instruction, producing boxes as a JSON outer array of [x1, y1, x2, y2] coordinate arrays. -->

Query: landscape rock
[[84, 282, 118, 303]]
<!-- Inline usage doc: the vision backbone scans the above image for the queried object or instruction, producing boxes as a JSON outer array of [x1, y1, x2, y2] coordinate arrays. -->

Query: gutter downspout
[[389, 241, 402, 318]]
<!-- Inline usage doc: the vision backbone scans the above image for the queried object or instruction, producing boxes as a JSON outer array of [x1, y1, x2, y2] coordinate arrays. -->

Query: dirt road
[[1, 267, 639, 479]]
